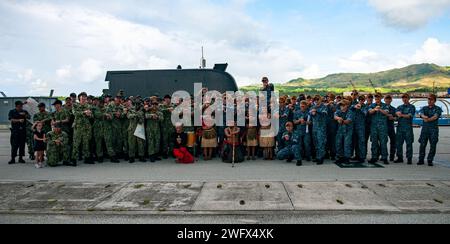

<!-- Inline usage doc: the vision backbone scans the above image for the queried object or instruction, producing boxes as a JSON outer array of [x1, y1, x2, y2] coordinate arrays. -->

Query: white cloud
[[338, 50, 408, 73], [339, 38, 450, 74], [412, 38, 450, 64], [299, 64, 323, 79], [17, 69, 34, 82], [79, 58, 104, 83], [56, 65, 72, 79], [368, 0, 450, 30], [30, 79, 49, 95], [0, 0, 310, 95]]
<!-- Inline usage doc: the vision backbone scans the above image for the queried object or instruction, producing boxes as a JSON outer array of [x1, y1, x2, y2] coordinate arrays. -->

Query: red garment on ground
[[173, 147, 194, 164]]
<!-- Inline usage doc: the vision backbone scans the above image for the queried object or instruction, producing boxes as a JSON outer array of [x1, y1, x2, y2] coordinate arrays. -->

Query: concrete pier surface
[[1, 128, 450, 224]]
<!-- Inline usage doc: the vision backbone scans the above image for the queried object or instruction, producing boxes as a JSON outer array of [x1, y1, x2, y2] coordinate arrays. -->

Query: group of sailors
[[7, 79, 443, 168]]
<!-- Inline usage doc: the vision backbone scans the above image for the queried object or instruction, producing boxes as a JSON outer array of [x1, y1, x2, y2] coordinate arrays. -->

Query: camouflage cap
[[52, 100, 63, 106], [53, 122, 62, 129]]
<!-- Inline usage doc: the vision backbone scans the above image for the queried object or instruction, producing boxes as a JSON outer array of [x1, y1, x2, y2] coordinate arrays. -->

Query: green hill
[[240, 63, 450, 95]]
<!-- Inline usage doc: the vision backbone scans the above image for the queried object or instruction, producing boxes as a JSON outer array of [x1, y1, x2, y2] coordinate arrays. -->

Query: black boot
[[150, 155, 156, 163], [162, 153, 169, 160], [70, 159, 77, 167], [382, 159, 389, 165], [342, 157, 350, 165], [428, 161, 434, 167], [8, 158, 16, 165], [110, 156, 120, 163], [84, 158, 95, 165], [394, 158, 404, 164], [296, 160, 303, 166], [286, 156, 293, 163], [155, 154, 162, 161], [334, 157, 343, 164], [18, 157, 26, 164], [358, 158, 366, 164], [123, 154, 129, 161], [139, 157, 147, 163], [407, 159, 413, 165], [306, 157, 312, 162], [29, 155, 35, 160], [129, 158, 135, 164], [418, 160, 425, 165], [98, 157, 104, 163], [368, 158, 378, 164], [63, 161, 71, 166], [317, 158, 324, 165]]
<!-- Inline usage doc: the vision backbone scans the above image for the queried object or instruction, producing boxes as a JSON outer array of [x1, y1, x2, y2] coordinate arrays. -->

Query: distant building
[[104, 63, 238, 97]]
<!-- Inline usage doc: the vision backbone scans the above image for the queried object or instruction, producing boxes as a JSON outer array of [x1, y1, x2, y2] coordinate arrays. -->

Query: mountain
[[240, 63, 450, 94]]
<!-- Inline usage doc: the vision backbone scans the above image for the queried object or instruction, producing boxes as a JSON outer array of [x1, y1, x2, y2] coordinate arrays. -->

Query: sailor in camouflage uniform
[[325, 93, 338, 161], [52, 100, 71, 135], [26, 119, 35, 160], [334, 100, 354, 164], [384, 95, 397, 161], [102, 97, 120, 163], [351, 95, 368, 163], [127, 99, 146, 163], [46, 123, 70, 167], [107, 95, 125, 159], [63, 97, 75, 157], [121, 95, 130, 161], [71, 92, 93, 166], [160, 95, 175, 159], [293, 100, 311, 164], [368, 93, 390, 165], [277, 122, 301, 165], [276, 98, 289, 151], [418, 94, 443, 166], [145, 100, 164, 162], [33, 103, 52, 135], [395, 94, 416, 165], [310, 95, 328, 165]]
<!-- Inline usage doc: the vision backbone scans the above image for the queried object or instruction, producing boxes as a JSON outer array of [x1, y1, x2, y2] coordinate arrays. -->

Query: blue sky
[[1, 0, 450, 96]]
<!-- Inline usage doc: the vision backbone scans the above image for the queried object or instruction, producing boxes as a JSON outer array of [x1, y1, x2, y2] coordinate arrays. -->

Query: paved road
[[2, 212, 450, 224], [1, 128, 450, 183], [1, 128, 450, 224]]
